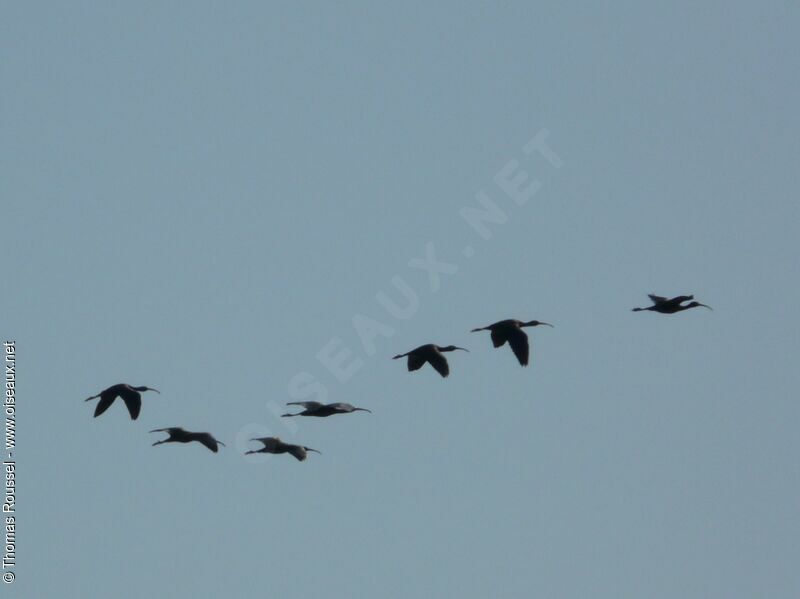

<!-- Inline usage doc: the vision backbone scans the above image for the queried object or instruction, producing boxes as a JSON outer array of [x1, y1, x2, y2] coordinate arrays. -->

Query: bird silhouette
[[245, 437, 321, 461], [470, 319, 553, 366], [632, 294, 712, 314], [392, 344, 469, 378], [150, 427, 226, 452], [84, 383, 160, 420], [282, 402, 372, 417]]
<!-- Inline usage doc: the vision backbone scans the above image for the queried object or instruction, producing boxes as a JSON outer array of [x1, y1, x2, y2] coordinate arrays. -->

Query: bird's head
[[134, 386, 160, 393], [440, 345, 469, 353], [523, 320, 554, 328], [687, 302, 712, 310]]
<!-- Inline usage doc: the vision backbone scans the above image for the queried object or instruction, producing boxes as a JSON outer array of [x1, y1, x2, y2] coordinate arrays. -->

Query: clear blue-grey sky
[[3, 2, 799, 598]]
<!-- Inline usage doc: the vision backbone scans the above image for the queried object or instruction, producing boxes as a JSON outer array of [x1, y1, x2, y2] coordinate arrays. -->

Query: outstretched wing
[[93, 393, 116, 418], [286, 444, 308, 461], [150, 427, 183, 434], [490, 329, 507, 348], [427, 353, 450, 378], [506, 327, 530, 366], [286, 401, 323, 410], [118, 388, 142, 420], [195, 433, 221, 453], [407, 353, 425, 372], [648, 294, 669, 305], [252, 437, 281, 450]]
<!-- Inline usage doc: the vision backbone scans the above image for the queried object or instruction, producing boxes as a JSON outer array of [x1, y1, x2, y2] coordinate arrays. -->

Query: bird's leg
[[281, 413, 299, 418], [152, 440, 167, 446], [84, 394, 100, 402]]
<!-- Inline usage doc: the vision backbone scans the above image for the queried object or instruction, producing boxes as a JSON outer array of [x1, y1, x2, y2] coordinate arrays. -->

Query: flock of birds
[[85, 293, 711, 460]]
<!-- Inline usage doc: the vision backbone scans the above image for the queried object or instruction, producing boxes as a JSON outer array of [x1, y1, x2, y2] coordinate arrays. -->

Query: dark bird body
[[246, 437, 321, 461], [632, 294, 712, 314], [392, 344, 468, 378], [150, 427, 226, 452], [84, 383, 160, 420], [282, 402, 371, 418], [470, 319, 553, 366]]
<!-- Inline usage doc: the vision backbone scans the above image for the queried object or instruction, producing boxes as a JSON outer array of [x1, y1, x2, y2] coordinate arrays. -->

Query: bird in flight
[[150, 427, 226, 453], [392, 344, 469, 378], [282, 402, 372, 418], [470, 319, 553, 366], [245, 437, 321, 461], [632, 294, 712, 314], [84, 383, 160, 420]]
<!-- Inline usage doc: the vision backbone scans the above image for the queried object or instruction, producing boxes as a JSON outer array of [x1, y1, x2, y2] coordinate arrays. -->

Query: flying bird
[[470, 319, 553, 366], [84, 383, 160, 420], [392, 344, 468, 378], [150, 427, 226, 453], [632, 294, 712, 314], [245, 437, 321, 461], [282, 402, 372, 417]]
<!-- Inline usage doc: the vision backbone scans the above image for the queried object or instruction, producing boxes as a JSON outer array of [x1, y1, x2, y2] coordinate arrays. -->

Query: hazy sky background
[[3, 2, 799, 598]]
